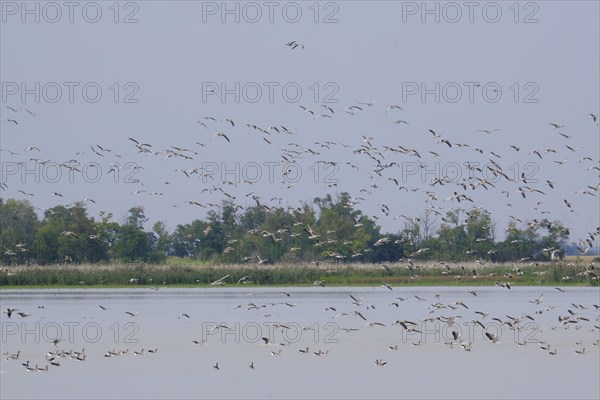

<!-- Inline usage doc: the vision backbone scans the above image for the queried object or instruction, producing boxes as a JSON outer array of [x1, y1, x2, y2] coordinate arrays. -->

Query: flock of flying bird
[[1, 20, 598, 400], [2, 283, 599, 375], [1, 95, 599, 259]]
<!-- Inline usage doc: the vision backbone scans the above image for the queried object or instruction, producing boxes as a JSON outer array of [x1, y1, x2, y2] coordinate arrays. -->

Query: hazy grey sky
[[1, 1, 598, 244]]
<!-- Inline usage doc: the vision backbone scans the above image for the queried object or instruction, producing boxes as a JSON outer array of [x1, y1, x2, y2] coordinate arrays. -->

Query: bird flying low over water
[[285, 41, 304, 49]]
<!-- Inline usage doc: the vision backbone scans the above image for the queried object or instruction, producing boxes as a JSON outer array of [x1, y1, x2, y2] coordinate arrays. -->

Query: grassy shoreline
[[1, 261, 597, 288]]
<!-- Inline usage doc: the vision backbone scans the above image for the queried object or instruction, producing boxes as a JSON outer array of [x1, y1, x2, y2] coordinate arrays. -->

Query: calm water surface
[[1, 286, 599, 399]]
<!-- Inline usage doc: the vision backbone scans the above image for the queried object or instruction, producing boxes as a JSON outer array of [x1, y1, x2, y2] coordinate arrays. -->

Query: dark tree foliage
[[0, 195, 571, 265]]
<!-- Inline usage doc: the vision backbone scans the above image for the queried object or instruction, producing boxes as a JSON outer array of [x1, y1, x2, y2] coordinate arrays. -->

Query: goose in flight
[[529, 294, 543, 304], [299, 105, 315, 114], [365, 321, 386, 328], [285, 41, 304, 49], [211, 274, 231, 286], [215, 132, 231, 142], [256, 255, 269, 265], [4, 308, 18, 318], [374, 359, 387, 367], [359, 99, 379, 107], [354, 311, 367, 321], [303, 225, 320, 240], [261, 337, 275, 345], [477, 129, 500, 134], [320, 105, 334, 114], [208, 324, 232, 333], [349, 294, 364, 304], [128, 137, 151, 151], [485, 332, 499, 343], [60, 231, 78, 238]]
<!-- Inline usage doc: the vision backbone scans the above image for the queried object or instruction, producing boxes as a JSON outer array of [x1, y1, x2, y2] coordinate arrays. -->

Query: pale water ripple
[[1, 287, 598, 399]]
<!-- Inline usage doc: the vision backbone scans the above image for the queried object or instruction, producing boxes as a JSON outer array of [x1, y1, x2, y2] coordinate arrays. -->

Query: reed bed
[[0, 261, 596, 287]]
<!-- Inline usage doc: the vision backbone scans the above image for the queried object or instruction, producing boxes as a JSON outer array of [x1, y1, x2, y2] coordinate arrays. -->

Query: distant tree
[[124, 206, 148, 229], [0, 196, 576, 265], [112, 207, 152, 262], [0, 198, 39, 264], [114, 224, 150, 262], [152, 221, 171, 254], [32, 203, 99, 264]]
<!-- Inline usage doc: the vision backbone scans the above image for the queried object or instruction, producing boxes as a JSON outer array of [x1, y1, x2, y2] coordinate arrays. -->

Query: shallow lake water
[[1, 286, 599, 399]]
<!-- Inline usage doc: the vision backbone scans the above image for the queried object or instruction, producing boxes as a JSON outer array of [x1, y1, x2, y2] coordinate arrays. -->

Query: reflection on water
[[1, 287, 599, 399]]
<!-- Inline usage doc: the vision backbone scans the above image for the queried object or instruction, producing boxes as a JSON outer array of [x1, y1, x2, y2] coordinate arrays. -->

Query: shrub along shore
[[0, 260, 597, 288]]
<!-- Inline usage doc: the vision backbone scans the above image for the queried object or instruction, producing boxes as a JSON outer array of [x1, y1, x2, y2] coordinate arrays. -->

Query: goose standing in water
[[25, 364, 37, 372]]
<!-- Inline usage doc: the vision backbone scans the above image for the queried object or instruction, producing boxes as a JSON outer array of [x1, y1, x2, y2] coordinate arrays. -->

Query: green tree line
[[0, 193, 570, 265]]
